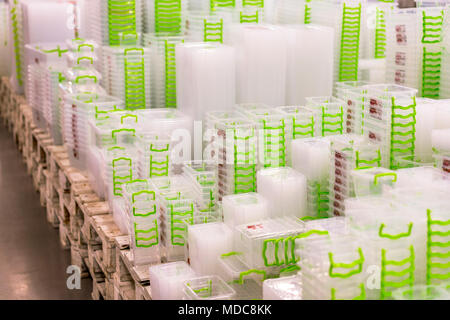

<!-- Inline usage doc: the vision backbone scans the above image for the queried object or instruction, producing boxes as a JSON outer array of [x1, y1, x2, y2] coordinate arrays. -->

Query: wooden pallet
[[114, 236, 154, 300]]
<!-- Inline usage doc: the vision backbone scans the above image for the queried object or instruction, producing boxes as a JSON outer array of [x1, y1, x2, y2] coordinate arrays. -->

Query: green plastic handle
[[373, 172, 397, 185], [75, 75, 97, 84], [239, 269, 266, 285], [111, 128, 135, 139], [124, 48, 144, 55], [221, 251, 243, 258], [121, 114, 138, 124], [379, 223, 413, 240], [329, 248, 364, 278], [121, 31, 138, 40], [77, 43, 94, 52], [132, 190, 155, 203], [77, 56, 93, 65]]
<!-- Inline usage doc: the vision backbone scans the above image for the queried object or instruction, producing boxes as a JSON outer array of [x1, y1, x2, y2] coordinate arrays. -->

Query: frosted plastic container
[[392, 285, 450, 300], [183, 275, 236, 300], [291, 137, 331, 182], [351, 167, 397, 197], [149, 262, 197, 300], [218, 253, 265, 300], [222, 193, 269, 228], [284, 24, 334, 105], [235, 217, 305, 269], [257, 167, 307, 218], [187, 222, 233, 276], [227, 24, 287, 107], [263, 275, 302, 300]]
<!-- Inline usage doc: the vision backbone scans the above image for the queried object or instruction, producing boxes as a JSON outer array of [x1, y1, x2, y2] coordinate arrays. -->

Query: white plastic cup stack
[[227, 24, 287, 107], [257, 167, 307, 219]]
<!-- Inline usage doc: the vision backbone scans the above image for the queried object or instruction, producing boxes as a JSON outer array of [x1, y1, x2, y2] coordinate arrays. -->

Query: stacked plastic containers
[[85, 0, 143, 46], [274, 0, 307, 24], [183, 275, 236, 300], [123, 179, 161, 265], [176, 42, 236, 121], [222, 192, 269, 228], [335, 80, 370, 135], [185, 10, 232, 43], [345, 193, 420, 299], [210, 116, 257, 200], [102, 45, 151, 109], [143, 33, 184, 108], [149, 261, 197, 299], [139, 108, 192, 173], [234, 217, 305, 277], [362, 84, 417, 170], [8, 0, 25, 92], [227, 24, 287, 107], [305, 96, 347, 137], [257, 167, 308, 219], [262, 275, 302, 300], [151, 176, 196, 262], [292, 137, 331, 218], [432, 128, 450, 176], [187, 222, 233, 276], [297, 234, 367, 300], [236, 104, 287, 169], [385, 6, 445, 98], [0, 1, 10, 76], [284, 25, 335, 105], [277, 106, 316, 166], [25, 43, 67, 132], [310, 0, 364, 85], [182, 161, 219, 218], [328, 134, 382, 216], [64, 93, 124, 170], [143, 0, 187, 34]]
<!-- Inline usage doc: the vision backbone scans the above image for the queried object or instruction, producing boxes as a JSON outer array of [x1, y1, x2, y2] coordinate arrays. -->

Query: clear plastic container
[[149, 261, 197, 300], [183, 275, 236, 300]]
